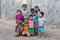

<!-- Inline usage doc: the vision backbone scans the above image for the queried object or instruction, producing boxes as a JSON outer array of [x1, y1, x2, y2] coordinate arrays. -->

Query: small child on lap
[[22, 18, 30, 37], [15, 19, 23, 37]]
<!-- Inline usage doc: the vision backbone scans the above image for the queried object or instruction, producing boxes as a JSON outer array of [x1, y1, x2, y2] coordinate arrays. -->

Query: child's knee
[[27, 32, 30, 37], [22, 32, 25, 35]]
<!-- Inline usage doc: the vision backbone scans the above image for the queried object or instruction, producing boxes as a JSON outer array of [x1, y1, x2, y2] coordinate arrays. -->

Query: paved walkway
[[0, 19, 60, 40]]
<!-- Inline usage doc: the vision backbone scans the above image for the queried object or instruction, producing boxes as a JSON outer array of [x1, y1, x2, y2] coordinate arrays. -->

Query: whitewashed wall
[[0, 0, 60, 25], [1, 0, 31, 19], [47, 0, 60, 25]]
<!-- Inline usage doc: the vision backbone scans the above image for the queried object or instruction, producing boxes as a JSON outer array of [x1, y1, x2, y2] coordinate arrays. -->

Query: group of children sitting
[[15, 4, 46, 37]]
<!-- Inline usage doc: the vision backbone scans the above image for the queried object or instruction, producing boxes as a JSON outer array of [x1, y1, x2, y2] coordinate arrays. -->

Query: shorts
[[38, 26, 44, 33], [28, 28, 35, 35]]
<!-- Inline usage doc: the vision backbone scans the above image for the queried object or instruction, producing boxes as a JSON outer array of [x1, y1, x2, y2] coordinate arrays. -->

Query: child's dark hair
[[30, 8, 34, 12], [17, 10, 22, 14], [19, 18, 24, 22], [34, 6, 40, 11], [29, 15, 33, 18], [40, 12, 44, 16], [24, 18, 28, 20], [22, 4, 27, 7]]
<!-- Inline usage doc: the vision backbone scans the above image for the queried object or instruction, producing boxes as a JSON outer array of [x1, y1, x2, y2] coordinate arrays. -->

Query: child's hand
[[21, 28, 23, 30], [16, 23, 18, 26], [17, 28, 19, 32]]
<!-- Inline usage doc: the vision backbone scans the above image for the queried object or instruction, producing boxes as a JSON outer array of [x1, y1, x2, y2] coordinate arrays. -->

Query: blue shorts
[[38, 26, 44, 33]]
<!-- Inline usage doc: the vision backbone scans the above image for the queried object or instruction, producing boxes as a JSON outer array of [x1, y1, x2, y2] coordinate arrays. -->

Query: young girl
[[15, 19, 23, 37], [15, 10, 24, 36], [16, 10, 24, 24], [38, 12, 46, 37], [28, 15, 35, 36], [33, 11, 38, 35], [22, 18, 30, 37], [34, 6, 40, 17]]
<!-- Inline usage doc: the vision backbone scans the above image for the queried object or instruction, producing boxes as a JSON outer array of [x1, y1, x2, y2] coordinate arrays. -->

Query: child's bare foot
[[14, 35, 19, 37], [27, 35, 30, 38]]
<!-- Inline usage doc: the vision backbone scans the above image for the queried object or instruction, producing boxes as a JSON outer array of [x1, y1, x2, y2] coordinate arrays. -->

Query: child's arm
[[22, 15, 24, 18], [44, 18, 46, 25], [16, 15, 18, 24]]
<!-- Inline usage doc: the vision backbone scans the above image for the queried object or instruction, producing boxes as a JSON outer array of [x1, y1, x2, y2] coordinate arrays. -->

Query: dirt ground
[[0, 19, 60, 40]]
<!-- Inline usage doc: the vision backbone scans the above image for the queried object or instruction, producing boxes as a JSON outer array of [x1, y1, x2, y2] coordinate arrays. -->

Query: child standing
[[28, 15, 35, 36], [29, 8, 34, 16], [34, 6, 40, 17], [33, 11, 38, 35], [38, 12, 46, 37], [16, 10, 24, 24], [15, 19, 23, 37], [22, 18, 30, 37], [15, 10, 24, 36], [21, 4, 29, 18]]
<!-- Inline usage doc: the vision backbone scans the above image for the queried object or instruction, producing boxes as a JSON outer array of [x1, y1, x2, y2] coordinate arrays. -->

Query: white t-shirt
[[38, 17, 46, 26], [21, 10, 29, 18]]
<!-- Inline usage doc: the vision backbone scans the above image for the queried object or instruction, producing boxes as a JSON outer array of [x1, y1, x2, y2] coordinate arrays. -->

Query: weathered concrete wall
[[1, 0, 60, 25], [1, 0, 31, 20], [47, 0, 60, 25], [1, 0, 18, 19]]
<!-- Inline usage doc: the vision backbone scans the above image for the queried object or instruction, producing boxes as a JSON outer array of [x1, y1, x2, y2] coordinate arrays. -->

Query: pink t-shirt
[[29, 20, 34, 28]]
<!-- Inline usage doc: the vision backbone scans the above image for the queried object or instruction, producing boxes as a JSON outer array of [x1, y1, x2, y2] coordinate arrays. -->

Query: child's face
[[40, 14, 43, 18], [17, 11, 21, 15], [31, 11, 34, 14], [33, 12, 36, 16], [22, 6, 27, 10], [19, 20, 22, 23], [25, 19, 28, 22], [30, 16, 33, 20], [35, 8, 39, 11]]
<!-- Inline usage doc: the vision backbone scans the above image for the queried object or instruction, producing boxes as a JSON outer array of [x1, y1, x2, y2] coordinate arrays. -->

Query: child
[[38, 12, 46, 37], [16, 10, 24, 24], [34, 6, 40, 17], [33, 11, 38, 35], [15, 19, 23, 37], [29, 8, 34, 16], [15, 10, 24, 36], [28, 15, 35, 36], [21, 4, 29, 18], [22, 18, 30, 37]]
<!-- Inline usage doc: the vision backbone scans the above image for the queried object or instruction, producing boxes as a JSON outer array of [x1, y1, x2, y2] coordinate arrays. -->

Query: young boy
[[30, 8, 34, 16], [21, 4, 29, 18], [38, 12, 46, 37]]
